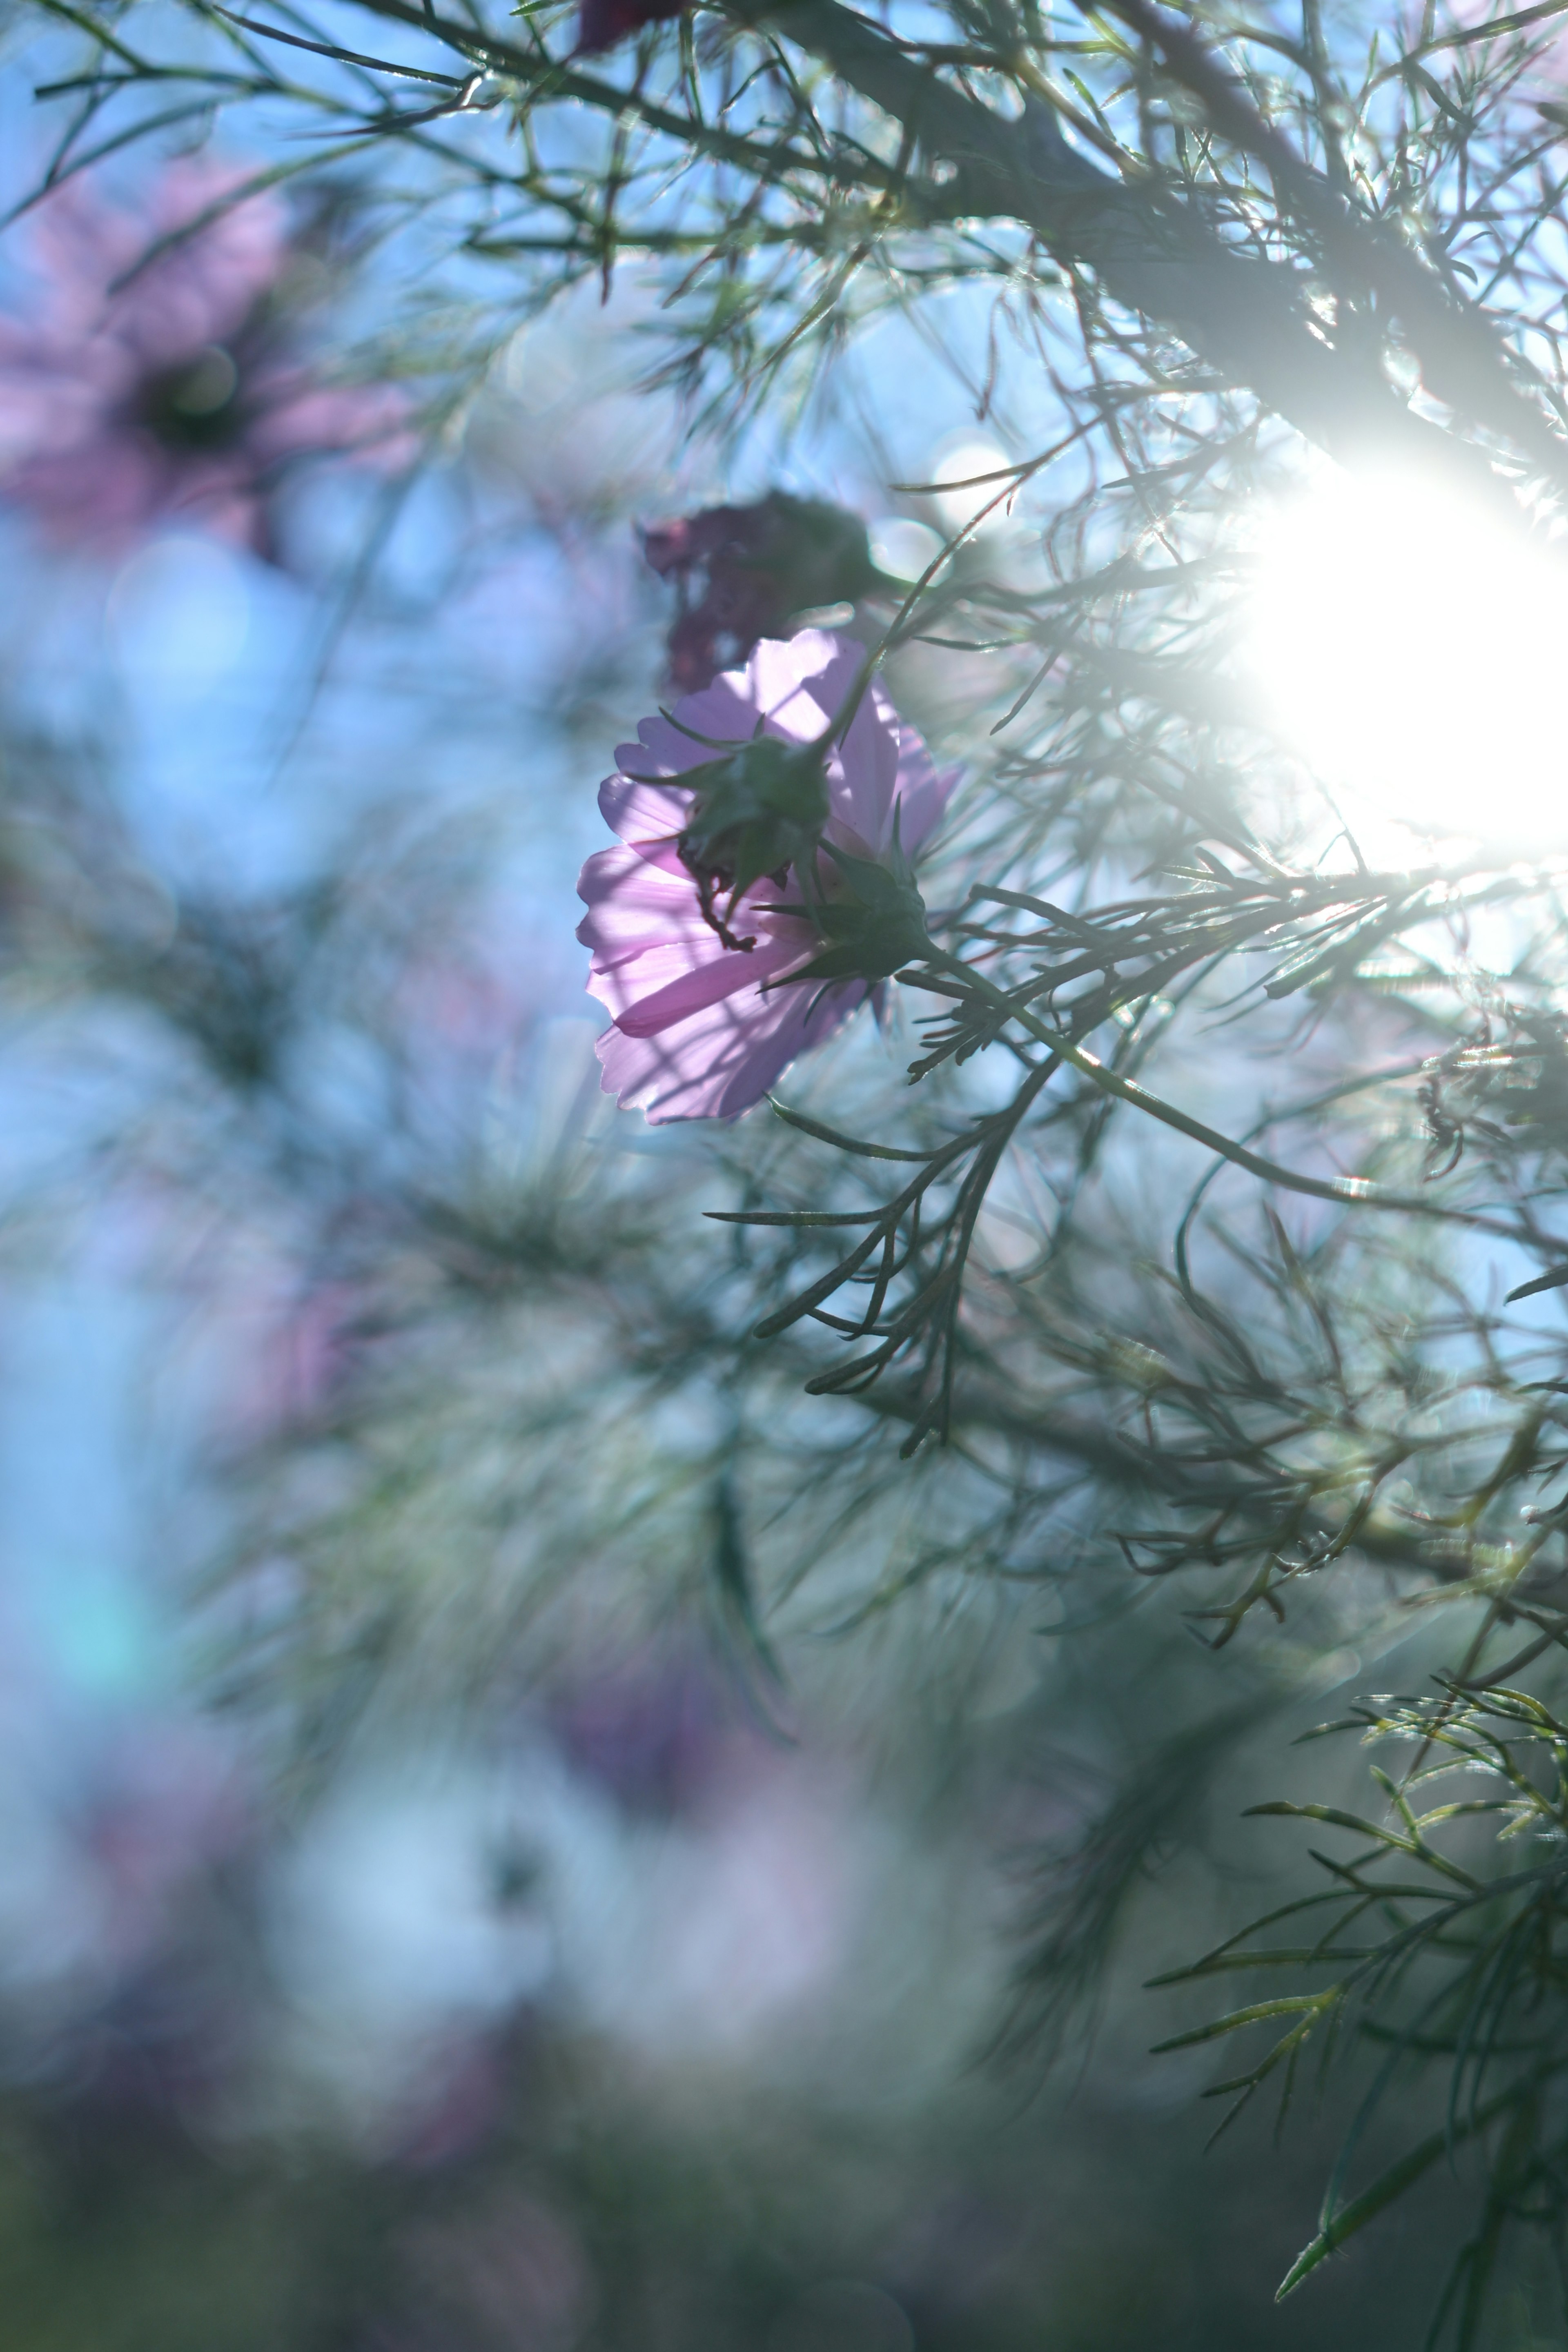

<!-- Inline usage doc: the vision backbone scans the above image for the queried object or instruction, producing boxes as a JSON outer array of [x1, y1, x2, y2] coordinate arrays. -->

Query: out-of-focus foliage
[[10, 0, 1568, 2341]]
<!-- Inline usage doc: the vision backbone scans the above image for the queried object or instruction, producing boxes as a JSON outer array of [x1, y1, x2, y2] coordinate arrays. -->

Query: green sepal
[[768, 816, 933, 989]]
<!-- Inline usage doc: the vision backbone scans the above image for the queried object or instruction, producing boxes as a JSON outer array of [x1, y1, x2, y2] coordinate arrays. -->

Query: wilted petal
[[641, 492, 884, 692], [575, 0, 686, 56]]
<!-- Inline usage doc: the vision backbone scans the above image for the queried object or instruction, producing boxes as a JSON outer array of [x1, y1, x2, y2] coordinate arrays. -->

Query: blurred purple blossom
[[552, 1656, 735, 1815], [0, 163, 414, 557], [576, 631, 955, 1122], [644, 491, 885, 692]]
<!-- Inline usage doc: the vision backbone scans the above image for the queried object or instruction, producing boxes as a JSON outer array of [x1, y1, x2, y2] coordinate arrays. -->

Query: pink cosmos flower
[[0, 163, 413, 555], [576, 630, 956, 1122]]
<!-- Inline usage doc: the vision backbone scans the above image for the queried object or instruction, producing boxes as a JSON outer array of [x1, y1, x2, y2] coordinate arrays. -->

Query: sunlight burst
[[1249, 464, 1568, 854]]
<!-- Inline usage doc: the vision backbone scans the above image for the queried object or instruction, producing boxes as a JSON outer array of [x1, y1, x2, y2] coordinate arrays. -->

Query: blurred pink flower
[[576, 631, 956, 1122], [553, 1652, 742, 1814], [0, 163, 413, 555]]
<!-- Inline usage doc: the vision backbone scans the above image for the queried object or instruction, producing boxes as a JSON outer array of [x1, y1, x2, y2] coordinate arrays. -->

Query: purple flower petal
[[595, 973, 866, 1124]]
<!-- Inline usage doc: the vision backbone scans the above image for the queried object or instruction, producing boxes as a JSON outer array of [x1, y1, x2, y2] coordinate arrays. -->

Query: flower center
[[136, 345, 245, 452]]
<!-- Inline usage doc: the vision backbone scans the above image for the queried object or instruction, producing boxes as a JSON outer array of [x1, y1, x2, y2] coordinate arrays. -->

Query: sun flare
[[1248, 464, 1568, 855]]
